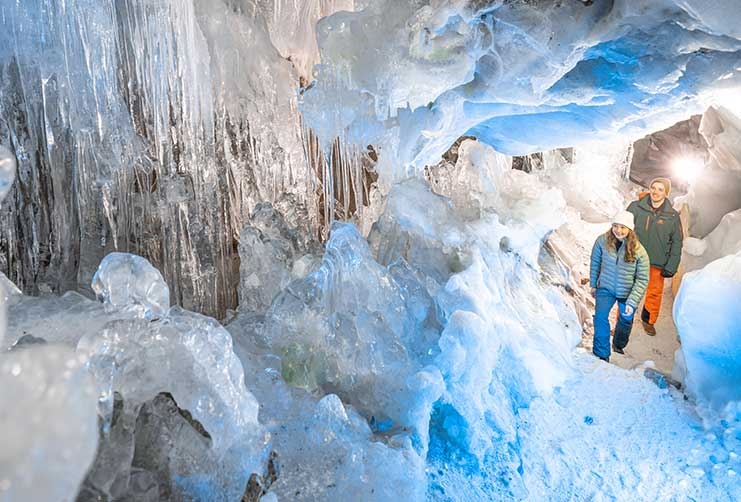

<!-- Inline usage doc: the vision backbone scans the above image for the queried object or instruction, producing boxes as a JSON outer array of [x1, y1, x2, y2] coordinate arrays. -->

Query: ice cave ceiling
[[1, 0, 741, 317]]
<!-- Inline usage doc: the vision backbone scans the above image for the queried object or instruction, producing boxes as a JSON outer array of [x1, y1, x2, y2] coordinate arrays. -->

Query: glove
[[623, 305, 634, 317], [661, 269, 675, 278]]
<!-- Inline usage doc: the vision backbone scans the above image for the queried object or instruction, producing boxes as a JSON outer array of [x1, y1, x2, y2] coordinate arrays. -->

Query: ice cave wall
[[0, 0, 352, 318], [3, 0, 741, 319]]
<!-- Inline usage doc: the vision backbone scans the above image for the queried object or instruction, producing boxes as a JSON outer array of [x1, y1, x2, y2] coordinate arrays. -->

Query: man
[[626, 177, 683, 336]]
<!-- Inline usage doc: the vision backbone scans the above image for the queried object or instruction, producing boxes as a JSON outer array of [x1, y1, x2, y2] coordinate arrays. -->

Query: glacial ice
[[4, 0, 741, 317], [0, 346, 98, 502], [674, 252, 741, 418], [683, 208, 741, 273], [78, 255, 270, 501], [303, 0, 741, 170], [2, 0, 741, 500], [238, 203, 321, 315], [3, 132, 741, 499], [264, 219, 445, 441], [0, 149, 97, 502], [91, 252, 170, 319], [238, 147, 584, 498], [0, 145, 15, 202], [2, 251, 270, 501], [0, 0, 336, 316], [3, 290, 118, 350], [677, 107, 741, 237]]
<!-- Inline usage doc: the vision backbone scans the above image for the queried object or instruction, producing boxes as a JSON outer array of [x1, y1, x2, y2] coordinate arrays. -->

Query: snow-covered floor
[[519, 353, 741, 502]]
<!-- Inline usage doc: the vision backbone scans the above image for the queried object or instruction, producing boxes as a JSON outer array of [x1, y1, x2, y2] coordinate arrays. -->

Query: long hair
[[604, 228, 638, 263]]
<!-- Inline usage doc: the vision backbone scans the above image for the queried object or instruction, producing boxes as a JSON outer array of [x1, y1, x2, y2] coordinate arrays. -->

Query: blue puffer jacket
[[589, 233, 650, 308]]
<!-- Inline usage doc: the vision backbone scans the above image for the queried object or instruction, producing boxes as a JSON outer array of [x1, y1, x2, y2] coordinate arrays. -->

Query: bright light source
[[671, 156, 704, 183]]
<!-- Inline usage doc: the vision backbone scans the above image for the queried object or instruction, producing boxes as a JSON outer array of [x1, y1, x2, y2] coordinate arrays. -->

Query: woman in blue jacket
[[589, 211, 650, 362]]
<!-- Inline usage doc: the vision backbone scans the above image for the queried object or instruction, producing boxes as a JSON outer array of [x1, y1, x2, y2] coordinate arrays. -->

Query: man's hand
[[661, 269, 675, 278], [590, 288, 596, 298], [623, 305, 634, 317]]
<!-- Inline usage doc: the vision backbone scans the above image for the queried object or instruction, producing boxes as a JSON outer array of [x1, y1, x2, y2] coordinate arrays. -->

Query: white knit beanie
[[612, 210, 635, 231]]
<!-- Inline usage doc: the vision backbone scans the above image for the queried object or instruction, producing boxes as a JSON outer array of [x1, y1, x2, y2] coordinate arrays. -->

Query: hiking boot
[[612, 345, 625, 355], [642, 321, 656, 336]]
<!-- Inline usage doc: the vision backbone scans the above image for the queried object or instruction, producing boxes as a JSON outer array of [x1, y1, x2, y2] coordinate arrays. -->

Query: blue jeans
[[593, 288, 635, 359]]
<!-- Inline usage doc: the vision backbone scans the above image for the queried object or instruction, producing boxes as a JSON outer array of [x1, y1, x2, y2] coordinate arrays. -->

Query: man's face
[[649, 182, 667, 205]]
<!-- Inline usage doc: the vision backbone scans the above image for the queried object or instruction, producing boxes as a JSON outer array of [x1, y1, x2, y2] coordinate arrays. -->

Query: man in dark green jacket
[[626, 177, 683, 335]]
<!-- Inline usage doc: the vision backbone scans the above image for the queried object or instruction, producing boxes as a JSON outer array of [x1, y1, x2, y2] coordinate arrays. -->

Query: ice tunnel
[[2, 1, 741, 501]]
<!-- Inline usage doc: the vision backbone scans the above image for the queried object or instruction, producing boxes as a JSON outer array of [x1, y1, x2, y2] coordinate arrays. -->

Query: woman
[[589, 210, 650, 362]]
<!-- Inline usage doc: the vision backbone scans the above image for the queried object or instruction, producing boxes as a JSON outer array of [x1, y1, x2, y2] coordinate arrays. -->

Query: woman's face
[[612, 224, 630, 240]]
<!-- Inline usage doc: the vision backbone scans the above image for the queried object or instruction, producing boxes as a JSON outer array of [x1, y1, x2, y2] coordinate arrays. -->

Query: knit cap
[[649, 177, 671, 196], [612, 210, 635, 231]]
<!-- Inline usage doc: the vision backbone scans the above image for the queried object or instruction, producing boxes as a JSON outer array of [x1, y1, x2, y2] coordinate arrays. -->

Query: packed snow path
[[518, 354, 741, 502], [611, 278, 680, 375]]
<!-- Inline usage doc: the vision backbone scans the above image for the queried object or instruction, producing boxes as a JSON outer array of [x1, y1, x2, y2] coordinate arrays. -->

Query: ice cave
[[2, 1, 741, 501]]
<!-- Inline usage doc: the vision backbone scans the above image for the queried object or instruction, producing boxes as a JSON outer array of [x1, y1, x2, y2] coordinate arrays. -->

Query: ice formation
[[91, 252, 170, 319], [0, 0, 351, 316], [77, 304, 269, 501], [0, 346, 99, 502], [4, 0, 741, 316], [238, 203, 322, 315], [2, 253, 270, 501], [0, 145, 15, 202], [2, 0, 741, 501], [0, 147, 99, 502], [674, 252, 741, 418], [302, 1, 741, 171], [677, 106, 741, 237]]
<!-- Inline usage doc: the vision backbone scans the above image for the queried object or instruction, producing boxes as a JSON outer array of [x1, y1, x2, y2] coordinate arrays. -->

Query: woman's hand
[[590, 288, 596, 298], [623, 305, 634, 317]]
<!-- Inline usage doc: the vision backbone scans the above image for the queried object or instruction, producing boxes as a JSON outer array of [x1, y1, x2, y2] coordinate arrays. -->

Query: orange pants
[[642, 266, 664, 325]]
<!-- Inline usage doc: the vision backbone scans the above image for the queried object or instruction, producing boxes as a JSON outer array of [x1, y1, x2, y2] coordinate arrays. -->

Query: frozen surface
[[4, 140, 741, 499], [1, 151, 98, 502], [228, 315, 429, 501], [683, 208, 741, 273], [0, 0, 336, 317], [0, 145, 15, 202], [3, 252, 270, 501], [3, 291, 118, 350], [0, 346, 98, 502], [303, 0, 741, 171], [4, 0, 741, 316], [92, 252, 170, 319], [78, 254, 269, 501], [245, 146, 585, 498], [674, 252, 741, 418], [517, 354, 741, 501], [238, 203, 321, 315], [265, 219, 445, 441], [678, 107, 741, 237], [3, 1, 741, 500], [254, 0, 354, 79], [78, 310, 270, 501]]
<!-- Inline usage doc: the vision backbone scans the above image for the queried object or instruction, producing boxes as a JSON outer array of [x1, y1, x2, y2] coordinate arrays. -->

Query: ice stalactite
[[0, 0, 355, 318], [301, 127, 379, 240]]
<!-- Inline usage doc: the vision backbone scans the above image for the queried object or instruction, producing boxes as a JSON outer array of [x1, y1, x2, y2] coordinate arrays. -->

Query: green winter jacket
[[626, 195, 683, 274], [589, 234, 650, 308]]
